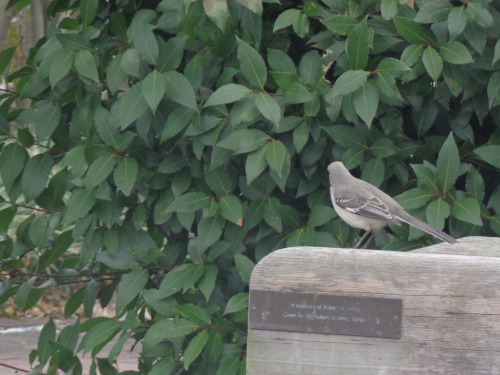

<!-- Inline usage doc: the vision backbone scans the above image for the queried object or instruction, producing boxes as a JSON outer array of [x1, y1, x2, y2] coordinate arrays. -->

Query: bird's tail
[[396, 212, 458, 244]]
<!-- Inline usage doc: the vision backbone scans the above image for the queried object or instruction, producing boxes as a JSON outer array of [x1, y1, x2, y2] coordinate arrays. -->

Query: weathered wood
[[247, 237, 500, 375]]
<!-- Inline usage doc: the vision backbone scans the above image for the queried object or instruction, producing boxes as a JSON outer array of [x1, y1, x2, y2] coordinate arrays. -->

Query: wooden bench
[[247, 237, 500, 374]]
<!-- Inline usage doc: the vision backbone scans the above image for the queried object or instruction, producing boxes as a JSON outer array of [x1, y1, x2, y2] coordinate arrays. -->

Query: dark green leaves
[[346, 19, 370, 70], [218, 129, 269, 154], [116, 269, 149, 313], [329, 70, 370, 98], [142, 70, 166, 112], [0, 45, 17, 77], [474, 145, 500, 168], [237, 37, 267, 89], [439, 42, 473, 64], [0, 143, 28, 190], [163, 71, 197, 110], [393, 17, 437, 44], [21, 154, 54, 201], [436, 133, 460, 193], [114, 158, 138, 196], [204, 84, 253, 107]]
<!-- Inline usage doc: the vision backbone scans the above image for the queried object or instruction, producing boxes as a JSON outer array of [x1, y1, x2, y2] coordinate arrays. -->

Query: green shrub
[[1, 0, 499, 373]]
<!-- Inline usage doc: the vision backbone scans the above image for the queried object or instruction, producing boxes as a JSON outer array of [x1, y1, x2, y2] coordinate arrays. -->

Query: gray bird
[[328, 161, 458, 248]]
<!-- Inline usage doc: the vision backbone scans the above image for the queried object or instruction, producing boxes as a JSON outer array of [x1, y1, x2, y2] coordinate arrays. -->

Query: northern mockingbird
[[328, 161, 458, 248]]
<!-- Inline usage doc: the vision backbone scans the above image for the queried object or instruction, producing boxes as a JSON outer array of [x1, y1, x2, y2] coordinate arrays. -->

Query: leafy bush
[[1, 0, 500, 373]]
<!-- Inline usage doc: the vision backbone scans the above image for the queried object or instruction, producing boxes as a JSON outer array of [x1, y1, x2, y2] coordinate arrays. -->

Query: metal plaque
[[249, 290, 402, 339]]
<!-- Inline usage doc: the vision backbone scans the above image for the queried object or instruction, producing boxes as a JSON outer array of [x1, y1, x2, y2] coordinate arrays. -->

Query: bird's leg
[[354, 230, 372, 249], [361, 231, 376, 249]]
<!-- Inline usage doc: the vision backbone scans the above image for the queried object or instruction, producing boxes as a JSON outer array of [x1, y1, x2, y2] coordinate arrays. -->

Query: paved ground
[[0, 317, 140, 375]]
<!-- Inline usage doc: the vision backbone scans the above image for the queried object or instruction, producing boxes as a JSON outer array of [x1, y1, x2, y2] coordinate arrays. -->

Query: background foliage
[[1, 0, 500, 373]]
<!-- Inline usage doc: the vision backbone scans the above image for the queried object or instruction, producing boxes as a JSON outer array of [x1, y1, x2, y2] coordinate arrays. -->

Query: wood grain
[[247, 237, 500, 375]]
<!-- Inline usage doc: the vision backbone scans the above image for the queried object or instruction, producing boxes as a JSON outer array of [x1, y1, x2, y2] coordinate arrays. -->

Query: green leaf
[[321, 15, 358, 35], [361, 158, 385, 187], [308, 205, 336, 227], [466, 2, 493, 28], [245, 145, 268, 184], [163, 71, 197, 110], [466, 166, 485, 203], [234, 254, 254, 284], [158, 263, 204, 298], [35, 101, 62, 141], [78, 319, 121, 353], [371, 137, 396, 158], [293, 12, 310, 38], [64, 188, 96, 224], [487, 72, 500, 108], [218, 128, 269, 154], [224, 292, 249, 314], [353, 82, 379, 127], [143, 319, 199, 351], [436, 133, 460, 193], [273, 9, 300, 32], [204, 84, 253, 107], [113, 158, 138, 196], [74, 49, 98, 81], [0, 45, 16, 77], [414, 3, 452, 23], [21, 154, 54, 201], [219, 195, 243, 225], [14, 277, 42, 311], [395, 188, 433, 209], [199, 264, 218, 302], [329, 70, 369, 98], [49, 48, 74, 87], [161, 107, 195, 142], [236, 37, 267, 89], [184, 330, 209, 370], [448, 6, 467, 39], [493, 40, 500, 66], [265, 139, 287, 177], [267, 48, 296, 74], [217, 352, 241, 375], [282, 82, 312, 104], [203, 0, 228, 31], [393, 17, 437, 44], [0, 206, 17, 233], [142, 70, 166, 112], [149, 357, 176, 375], [401, 44, 424, 67], [451, 197, 482, 226], [376, 57, 411, 77], [293, 121, 309, 152], [439, 41, 473, 65], [381, 0, 398, 20], [322, 124, 367, 149], [426, 198, 450, 230], [84, 154, 117, 188], [129, 22, 159, 64], [172, 303, 211, 325], [0, 143, 29, 190], [119, 82, 148, 129], [38, 318, 56, 366], [83, 279, 97, 318], [346, 19, 369, 70], [80, 0, 98, 27], [166, 192, 211, 214], [422, 46, 442, 81], [443, 63, 465, 97], [116, 269, 149, 313], [474, 145, 500, 168], [157, 35, 187, 72]]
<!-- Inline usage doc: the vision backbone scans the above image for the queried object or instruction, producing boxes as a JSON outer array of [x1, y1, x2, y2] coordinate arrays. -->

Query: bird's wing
[[334, 188, 401, 225]]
